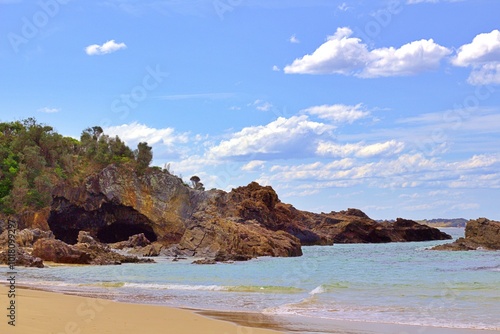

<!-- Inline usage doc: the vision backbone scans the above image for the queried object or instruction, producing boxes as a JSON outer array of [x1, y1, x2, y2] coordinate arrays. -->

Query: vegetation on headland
[[417, 218, 467, 228], [0, 118, 153, 214]]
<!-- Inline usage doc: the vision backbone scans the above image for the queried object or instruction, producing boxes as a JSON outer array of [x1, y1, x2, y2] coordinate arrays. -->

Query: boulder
[[432, 218, 500, 251], [32, 238, 91, 264], [110, 233, 151, 250], [32, 237, 154, 265], [0, 247, 44, 268]]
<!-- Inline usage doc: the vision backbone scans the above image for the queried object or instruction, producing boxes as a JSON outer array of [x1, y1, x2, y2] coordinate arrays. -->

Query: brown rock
[[465, 218, 500, 250], [32, 238, 91, 264], [110, 233, 151, 250], [32, 236, 154, 265], [432, 218, 500, 251], [0, 247, 44, 268]]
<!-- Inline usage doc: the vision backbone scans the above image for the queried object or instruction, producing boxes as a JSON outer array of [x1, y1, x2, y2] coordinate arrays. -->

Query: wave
[[122, 283, 303, 294], [309, 282, 349, 295]]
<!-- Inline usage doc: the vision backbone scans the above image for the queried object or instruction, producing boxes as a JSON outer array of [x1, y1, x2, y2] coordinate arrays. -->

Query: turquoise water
[[6, 228, 500, 331]]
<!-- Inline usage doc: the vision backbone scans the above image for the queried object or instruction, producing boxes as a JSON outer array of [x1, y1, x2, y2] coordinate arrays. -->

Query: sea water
[[6, 228, 500, 332]]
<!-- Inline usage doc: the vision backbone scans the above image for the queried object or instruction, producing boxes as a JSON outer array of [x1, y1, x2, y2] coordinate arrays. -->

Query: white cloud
[[241, 160, 266, 171], [302, 103, 369, 123], [317, 140, 405, 158], [289, 34, 300, 44], [271, 152, 500, 190], [37, 107, 60, 113], [452, 30, 500, 85], [252, 99, 273, 111], [208, 115, 334, 159], [85, 40, 127, 56], [453, 154, 500, 170], [104, 122, 188, 156], [284, 27, 369, 75], [361, 39, 452, 77], [284, 27, 451, 77], [272, 65, 281, 71]]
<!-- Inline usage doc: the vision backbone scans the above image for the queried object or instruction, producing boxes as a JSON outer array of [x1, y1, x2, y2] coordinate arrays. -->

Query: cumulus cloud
[[104, 122, 188, 157], [302, 103, 370, 123], [284, 27, 451, 77], [208, 115, 334, 159], [452, 30, 500, 85], [37, 107, 60, 113], [85, 40, 127, 56], [284, 27, 369, 75], [262, 151, 500, 192], [316, 140, 405, 158], [362, 39, 452, 77], [241, 160, 266, 171]]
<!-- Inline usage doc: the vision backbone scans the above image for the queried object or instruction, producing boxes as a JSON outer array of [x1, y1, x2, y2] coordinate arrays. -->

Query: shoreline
[[0, 285, 283, 334], [199, 309, 500, 334], [1, 285, 498, 334]]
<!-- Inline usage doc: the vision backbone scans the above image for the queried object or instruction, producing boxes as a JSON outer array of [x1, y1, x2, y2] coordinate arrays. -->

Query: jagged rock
[[192, 258, 217, 265], [110, 233, 151, 250], [14, 165, 454, 262], [432, 218, 500, 251], [47, 166, 302, 259], [381, 218, 452, 242], [0, 228, 54, 248], [77, 230, 100, 245], [127, 242, 164, 257], [32, 238, 91, 264], [32, 237, 154, 265], [0, 247, 44, 268], [464, 218, 500, 250]]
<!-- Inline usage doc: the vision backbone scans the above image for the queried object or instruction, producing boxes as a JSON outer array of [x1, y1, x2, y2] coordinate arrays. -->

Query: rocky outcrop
[[432, 218, 500, 251], [47, 166, 302, 260], [11, 165, 452, 263], [0, 247, 44, 268], [31, 231, 154, 265]]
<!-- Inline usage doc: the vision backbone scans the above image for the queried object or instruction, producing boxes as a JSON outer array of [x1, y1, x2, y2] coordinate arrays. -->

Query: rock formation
[[31, 231, 153, 265], [4, 164, 453, 264], [432, 218, 500, 251]]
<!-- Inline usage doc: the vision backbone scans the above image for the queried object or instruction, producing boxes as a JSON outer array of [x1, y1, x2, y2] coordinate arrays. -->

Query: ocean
[[7, 228, 500, 333]]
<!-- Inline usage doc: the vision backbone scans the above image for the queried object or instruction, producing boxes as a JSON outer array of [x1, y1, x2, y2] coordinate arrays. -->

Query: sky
[[1, 0, 500, 220]]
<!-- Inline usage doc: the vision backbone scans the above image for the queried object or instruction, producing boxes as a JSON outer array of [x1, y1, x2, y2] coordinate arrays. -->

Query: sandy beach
[[0, 285, 283, 334], [1, 285, 498, 334]]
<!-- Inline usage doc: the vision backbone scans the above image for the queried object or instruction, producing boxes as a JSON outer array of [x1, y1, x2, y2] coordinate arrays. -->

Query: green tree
[[135, 142, 152, 173]]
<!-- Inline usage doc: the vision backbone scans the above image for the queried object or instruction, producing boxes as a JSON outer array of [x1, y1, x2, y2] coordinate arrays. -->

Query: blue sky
[[1, 0, 500, 220]]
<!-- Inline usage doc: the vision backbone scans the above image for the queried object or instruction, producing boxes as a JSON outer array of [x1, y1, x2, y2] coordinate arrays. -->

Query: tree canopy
[[0, 118, 155, 214]]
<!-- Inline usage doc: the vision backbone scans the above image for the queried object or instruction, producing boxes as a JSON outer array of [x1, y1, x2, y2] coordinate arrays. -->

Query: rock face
[[432, 218, 500, 251], [48, 166, 302, 260], [13, 165, 452, 262]]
